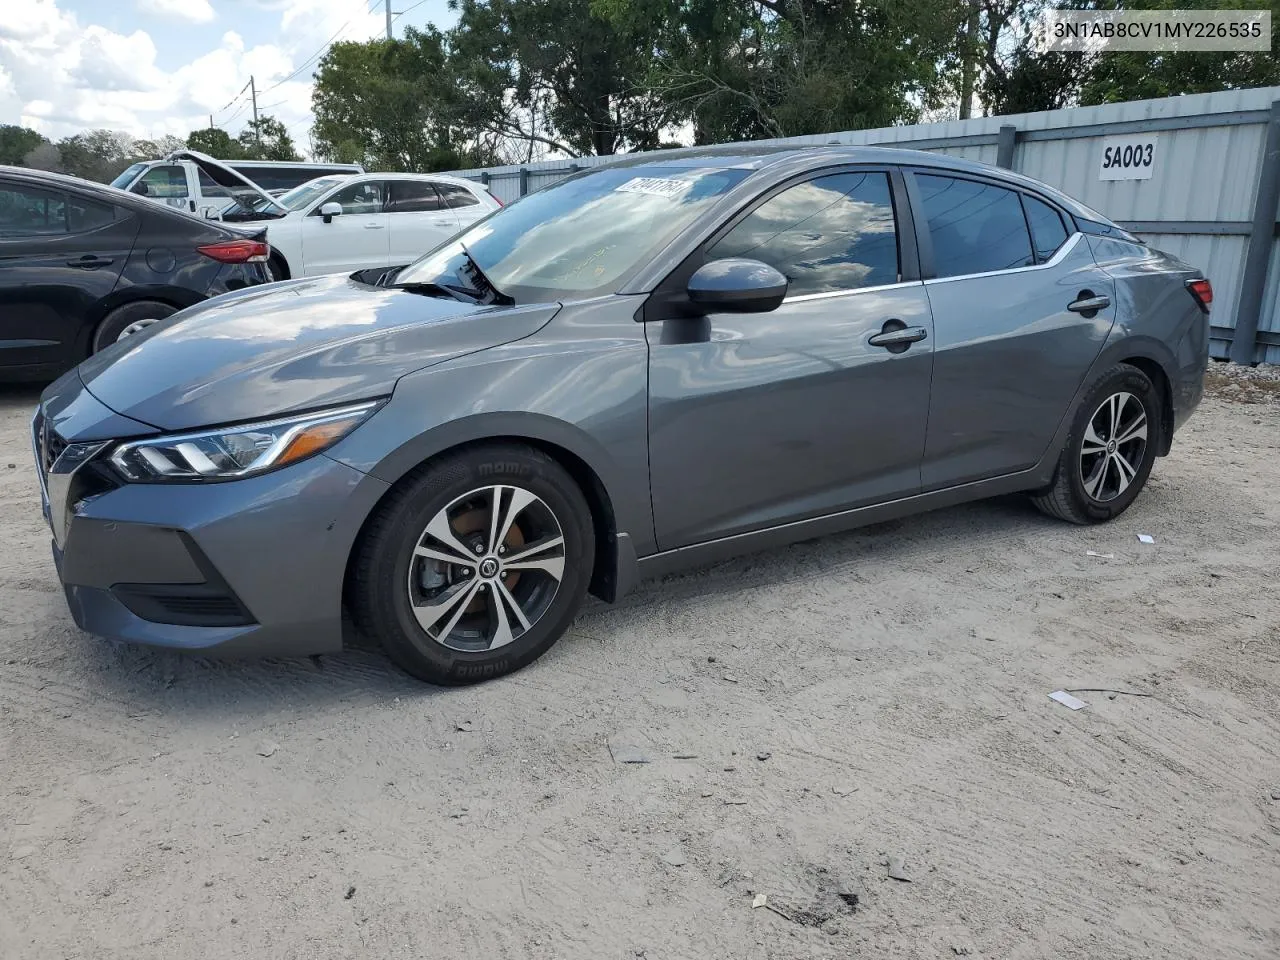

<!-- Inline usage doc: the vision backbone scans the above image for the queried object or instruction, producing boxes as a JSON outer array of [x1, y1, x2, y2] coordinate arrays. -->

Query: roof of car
[[601, 144, 1111, 224]]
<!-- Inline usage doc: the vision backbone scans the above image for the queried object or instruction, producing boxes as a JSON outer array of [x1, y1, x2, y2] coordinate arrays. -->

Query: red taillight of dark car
[[1186, 278, 1213, 313], [197, 239, 270, 264]]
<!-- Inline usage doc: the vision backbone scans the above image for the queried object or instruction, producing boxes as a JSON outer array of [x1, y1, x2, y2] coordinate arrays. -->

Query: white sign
[[1098, 134, 1158, 181], [614, 177, 688, 200]]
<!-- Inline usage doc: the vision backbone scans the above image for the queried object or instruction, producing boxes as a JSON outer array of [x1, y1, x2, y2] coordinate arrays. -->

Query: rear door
[[299, 179, 390, 275], [0, 179, 135, 372], [385, 180, 459, 264], [908, 170, 1117, 489], [646, 167, 935, 549]]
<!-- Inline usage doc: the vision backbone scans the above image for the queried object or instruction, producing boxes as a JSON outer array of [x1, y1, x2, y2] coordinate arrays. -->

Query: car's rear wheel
[[1031, 362, 1161, 524], [92, 300, 178, 352], [267, 252, 290, 282], [351, 444, 594, 685]]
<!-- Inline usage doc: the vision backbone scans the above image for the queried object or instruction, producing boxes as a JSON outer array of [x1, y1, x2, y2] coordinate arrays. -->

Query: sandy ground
[[1, 368, 1278, 960]]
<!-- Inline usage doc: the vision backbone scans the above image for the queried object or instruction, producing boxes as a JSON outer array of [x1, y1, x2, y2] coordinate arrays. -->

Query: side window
[[435, 182, 480, 209], [130, 165, 189, 200], [707, 171, 899, 296], [197, 170, 231, 199], [1022, 194, 1070, 263], [317, 181, 384, 215], [0, 183, 68, 236], [916, 174, 1034, 277], [387, 181, 444, 213], [66, 196, 115, 232]]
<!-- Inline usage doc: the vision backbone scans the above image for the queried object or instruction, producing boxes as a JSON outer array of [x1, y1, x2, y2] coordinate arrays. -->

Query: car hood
[[77, 274, 560, 432]]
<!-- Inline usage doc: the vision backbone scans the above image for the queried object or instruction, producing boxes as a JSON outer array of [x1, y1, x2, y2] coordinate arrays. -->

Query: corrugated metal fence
[[445, 87, 1280, 364]]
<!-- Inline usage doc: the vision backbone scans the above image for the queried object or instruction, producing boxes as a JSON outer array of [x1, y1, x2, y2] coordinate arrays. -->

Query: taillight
[[1186, 278, 1213, 313], [197, 239, 269, 264]]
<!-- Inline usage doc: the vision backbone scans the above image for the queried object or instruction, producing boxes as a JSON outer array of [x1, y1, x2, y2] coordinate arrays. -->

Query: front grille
[[112, 583, 255, 628], [45, 431, 67, 471]]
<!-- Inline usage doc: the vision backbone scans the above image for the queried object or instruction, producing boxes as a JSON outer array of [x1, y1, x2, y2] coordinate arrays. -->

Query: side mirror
[[319, 202, 343, 224], [687, 258, 788, 313]]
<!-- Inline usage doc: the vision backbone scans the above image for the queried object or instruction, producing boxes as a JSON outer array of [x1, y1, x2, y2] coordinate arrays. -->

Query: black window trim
[[903, 167, 1081, 281], [643, 163, 919, 322]]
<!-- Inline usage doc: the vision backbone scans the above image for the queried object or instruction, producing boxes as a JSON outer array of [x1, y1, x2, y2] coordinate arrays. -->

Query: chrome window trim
[[784, 279, 919, 304], [923, 231, 1083, 286]]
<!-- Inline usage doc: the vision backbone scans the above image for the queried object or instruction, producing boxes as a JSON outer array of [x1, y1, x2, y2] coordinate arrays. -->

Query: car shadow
[[59, 493, 1054, 721]]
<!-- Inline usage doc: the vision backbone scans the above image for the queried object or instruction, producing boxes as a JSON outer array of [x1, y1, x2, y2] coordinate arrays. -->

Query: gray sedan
[[33, 146, 1210, 685]]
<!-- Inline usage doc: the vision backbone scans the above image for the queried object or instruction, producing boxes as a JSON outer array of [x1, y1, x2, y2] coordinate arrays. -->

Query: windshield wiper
[[459, 243, 514, 306]]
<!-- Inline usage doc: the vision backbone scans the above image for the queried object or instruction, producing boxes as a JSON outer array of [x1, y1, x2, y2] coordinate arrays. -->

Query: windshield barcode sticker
[[614, 177, 689, 199]]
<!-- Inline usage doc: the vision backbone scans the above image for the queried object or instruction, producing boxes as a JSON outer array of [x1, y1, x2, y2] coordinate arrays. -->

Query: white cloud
[[136, 0, 216, 25], [0, 0, 393, 154]]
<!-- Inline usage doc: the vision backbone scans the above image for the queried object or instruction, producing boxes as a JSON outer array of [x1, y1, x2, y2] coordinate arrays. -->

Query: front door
[[0, 180, 133, 372], [908, 172, 1117, 489], [646, 169, 935, 549], [385, 180, 460, 265], [300, 180, 390, 275]]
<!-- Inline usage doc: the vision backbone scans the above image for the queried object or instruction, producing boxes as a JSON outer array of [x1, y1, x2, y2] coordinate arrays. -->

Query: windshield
[[277, 176, 346, 211], [109, 163, 147, 189], [394, 164, 751, 302]]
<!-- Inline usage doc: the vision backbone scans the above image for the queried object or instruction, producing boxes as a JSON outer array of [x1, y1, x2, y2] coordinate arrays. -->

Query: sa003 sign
[[1098, 134, 1158, 181]]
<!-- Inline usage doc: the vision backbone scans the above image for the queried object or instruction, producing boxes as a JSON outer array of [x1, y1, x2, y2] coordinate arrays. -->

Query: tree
[[186, 126, 246, 159], [236, 116, 302, 161], [0, 125, 49, 166], [1077, 0, 1280, 105], [596, 0, 965, 145], [451, 0, 678, 157], [55, 129, 137, 181], [312, 30, 500, 170]]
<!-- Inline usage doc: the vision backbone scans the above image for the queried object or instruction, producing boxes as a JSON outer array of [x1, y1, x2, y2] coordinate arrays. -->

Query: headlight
[[109, 401, 381, 482]]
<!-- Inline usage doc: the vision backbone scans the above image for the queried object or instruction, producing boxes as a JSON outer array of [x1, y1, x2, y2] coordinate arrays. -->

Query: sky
[[0, 0, 458, 154]]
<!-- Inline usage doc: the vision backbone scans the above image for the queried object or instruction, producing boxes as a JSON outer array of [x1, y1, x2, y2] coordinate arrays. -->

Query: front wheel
[[1031, 363, 1162, 525], [350, 444, 594, 685]]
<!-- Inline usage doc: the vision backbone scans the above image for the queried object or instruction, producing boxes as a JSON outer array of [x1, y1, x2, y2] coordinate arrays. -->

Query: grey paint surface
[[35, 146, 1209, 658]]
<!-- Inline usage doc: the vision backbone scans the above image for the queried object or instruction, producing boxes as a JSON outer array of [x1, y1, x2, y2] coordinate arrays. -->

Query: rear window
[[435, 182, 480, 208], [916, 174, 1034, 278], [1022, 195, 1069, 263], [0, 184, 114, 236]]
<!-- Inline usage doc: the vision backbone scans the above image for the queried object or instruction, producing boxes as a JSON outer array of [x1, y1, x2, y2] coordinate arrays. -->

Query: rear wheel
[[351, 444, 594, 685], [267, 252, 290, 282], [92, 300, 177, 352], [1031, 363, 1161, 524]]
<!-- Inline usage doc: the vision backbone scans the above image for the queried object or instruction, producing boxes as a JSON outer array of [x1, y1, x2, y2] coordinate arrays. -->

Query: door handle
[[1067, 292, 1110, 314], [66, 256, 114, 268], [364, 223, 385, 230], [869, 324, 928, 350]]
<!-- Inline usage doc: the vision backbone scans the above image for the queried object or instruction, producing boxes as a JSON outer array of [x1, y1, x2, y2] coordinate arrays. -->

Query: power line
[[264, 0, 382, 93], [392, 0, 430, 23]]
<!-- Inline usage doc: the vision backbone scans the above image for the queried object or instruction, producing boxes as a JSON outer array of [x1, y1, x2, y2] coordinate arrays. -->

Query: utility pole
[[250, 75, 261, 147], [209, 114, 214, 132]]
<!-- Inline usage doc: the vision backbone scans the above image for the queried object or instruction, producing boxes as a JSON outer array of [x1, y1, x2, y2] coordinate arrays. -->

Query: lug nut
[[474, 544, 483, 554]]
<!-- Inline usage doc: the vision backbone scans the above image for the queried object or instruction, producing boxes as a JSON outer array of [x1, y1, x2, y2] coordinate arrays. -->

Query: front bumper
[[35, 399, 389, 656]]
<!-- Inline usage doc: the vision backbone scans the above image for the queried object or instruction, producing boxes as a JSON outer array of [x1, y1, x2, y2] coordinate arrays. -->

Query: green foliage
[[0, 125, 49, 166], [311, 30, 500, 170], [186, 127, 246, 159], [236, 116, 302, 161], [1077, 0, 1280, 105]]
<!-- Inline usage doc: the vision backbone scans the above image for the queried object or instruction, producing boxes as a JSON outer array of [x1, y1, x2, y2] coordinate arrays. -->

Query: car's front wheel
[[351, 444, 594, 685], [1031, 362, 1162, 524]]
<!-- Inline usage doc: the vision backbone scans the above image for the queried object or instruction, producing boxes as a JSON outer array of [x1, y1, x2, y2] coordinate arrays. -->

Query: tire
[[351, 443, 594, 685], [267, 253, 290, 282], [92, 300, 177, 352], [1031, 362, 1162, 525]]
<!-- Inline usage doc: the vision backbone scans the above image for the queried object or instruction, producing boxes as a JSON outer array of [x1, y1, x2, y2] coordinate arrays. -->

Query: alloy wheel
[[117, 318, 160, 341], [1080, 391, 1148, 502], [406, 485, 566, 652]]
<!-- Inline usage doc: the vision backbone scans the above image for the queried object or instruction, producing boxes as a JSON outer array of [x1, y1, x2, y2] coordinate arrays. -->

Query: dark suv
[[0, 165, 270, 380]]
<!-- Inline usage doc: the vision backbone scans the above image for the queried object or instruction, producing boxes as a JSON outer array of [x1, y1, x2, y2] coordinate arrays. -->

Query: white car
[[262, 172, 501, 279], [163, 151, 501, 280]]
